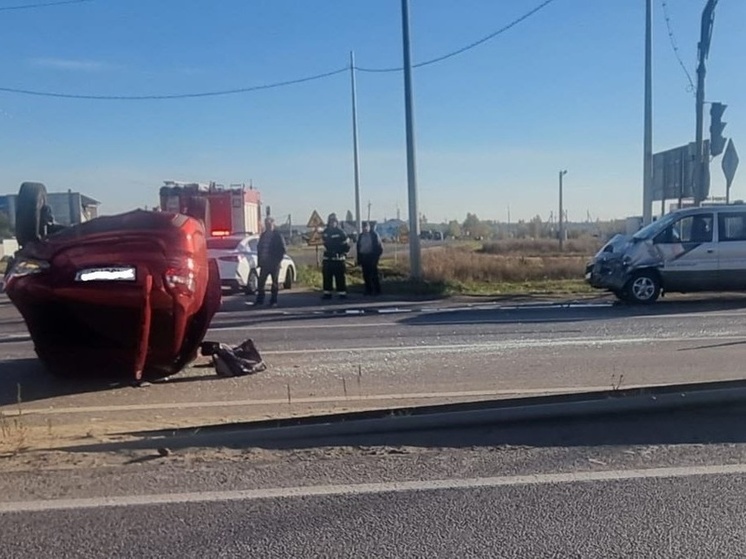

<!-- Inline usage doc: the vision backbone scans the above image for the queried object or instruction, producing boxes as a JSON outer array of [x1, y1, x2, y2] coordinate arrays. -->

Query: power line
[[0, 67, 349, 100], [0, 0, 92, 12], [356, 0, 559, 73], [661, 0, 695, 94], [0, 0, 558, 100]]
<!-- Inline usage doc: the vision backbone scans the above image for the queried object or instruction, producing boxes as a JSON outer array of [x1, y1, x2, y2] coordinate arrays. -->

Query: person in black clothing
[[356, 221, 383, 296], [254, 217, 287, 306], [321, 213, 350, 300]]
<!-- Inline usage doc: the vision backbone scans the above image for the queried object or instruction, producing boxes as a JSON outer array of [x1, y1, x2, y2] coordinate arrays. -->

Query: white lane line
[[260, 334, 746, 356], [1, 463, 744, 514], [0, 386, 620, 416]]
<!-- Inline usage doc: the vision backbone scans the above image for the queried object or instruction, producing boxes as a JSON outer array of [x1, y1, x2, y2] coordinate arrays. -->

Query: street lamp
[[559, 170, 568, 251]]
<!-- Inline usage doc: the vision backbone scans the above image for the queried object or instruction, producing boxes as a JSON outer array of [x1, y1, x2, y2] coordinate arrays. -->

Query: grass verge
[[297, 255, 593, 297]]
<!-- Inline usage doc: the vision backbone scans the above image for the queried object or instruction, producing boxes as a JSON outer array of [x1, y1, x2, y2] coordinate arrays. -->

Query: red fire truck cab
[[159, 181, 263, 237]]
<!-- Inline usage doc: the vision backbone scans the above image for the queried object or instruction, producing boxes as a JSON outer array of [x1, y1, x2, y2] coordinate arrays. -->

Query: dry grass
[[480, 238, 602, 256], [298, 243, 591, 296], [413, 246, 587, 284]]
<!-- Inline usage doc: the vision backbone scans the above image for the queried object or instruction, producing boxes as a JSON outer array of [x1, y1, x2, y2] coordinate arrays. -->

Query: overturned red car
[[4, 182, 221, 381]]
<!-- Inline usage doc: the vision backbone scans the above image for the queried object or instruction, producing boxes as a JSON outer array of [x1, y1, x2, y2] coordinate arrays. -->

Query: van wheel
[[283, 268, 294, 290], [15, 182, 48, 247], [626, 271, 660, 304]]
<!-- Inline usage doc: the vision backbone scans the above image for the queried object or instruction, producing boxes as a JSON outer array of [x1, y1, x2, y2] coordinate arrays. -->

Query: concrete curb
[[64, 379, 746, 453]]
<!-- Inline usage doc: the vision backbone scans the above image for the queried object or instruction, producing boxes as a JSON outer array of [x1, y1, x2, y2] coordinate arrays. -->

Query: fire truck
[[159, 181, 263, 237]]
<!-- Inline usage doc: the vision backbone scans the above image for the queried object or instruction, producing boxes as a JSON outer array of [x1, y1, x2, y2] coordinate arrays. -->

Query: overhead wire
[[0, 0, 92, 12], [661, 0, 695, 95], [356, 0, 558, 73], [0, 67, 350, 100], [0, 0, 559, 100]]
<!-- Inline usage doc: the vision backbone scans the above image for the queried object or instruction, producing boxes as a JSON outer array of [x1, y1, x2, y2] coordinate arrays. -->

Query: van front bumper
[[585, 260, 628, 291]]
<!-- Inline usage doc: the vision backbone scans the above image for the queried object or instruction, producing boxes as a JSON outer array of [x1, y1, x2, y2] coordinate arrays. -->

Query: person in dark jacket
[[321, 213, 350, 300], [356, 221, 383, 296], [254, 217, 287, 306]]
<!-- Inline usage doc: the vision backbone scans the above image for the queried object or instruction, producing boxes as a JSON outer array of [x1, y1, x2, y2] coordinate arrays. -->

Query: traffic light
[[710, 102, 727, 157]]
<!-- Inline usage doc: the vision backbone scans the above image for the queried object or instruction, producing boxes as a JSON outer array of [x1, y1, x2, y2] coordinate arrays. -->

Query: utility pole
[[559, 170, 567, 251], [401, 0, 422, 280], [350, 51, 362, 234], [642, 0, 653, 225], [367, 200, 372, 222], [695, 0, 719, 205]]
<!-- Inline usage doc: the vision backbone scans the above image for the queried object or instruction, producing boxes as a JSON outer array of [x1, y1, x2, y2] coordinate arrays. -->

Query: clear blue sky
[[0, 0, 744, 224]]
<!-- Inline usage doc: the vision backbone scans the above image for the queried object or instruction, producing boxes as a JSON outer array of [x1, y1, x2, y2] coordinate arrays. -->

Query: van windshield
[[632, 213, 677, 241]]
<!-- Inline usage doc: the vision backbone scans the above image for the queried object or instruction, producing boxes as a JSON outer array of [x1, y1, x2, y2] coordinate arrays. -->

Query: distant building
[[375, 219, 406, 241], [0, 190, 100, 230]]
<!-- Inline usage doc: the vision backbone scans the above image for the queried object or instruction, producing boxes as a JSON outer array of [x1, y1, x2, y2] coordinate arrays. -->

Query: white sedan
[[206, 235, 296, 295]]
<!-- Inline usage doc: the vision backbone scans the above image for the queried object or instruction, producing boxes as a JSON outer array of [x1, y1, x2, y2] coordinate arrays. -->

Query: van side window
[[666, 214, 713, 243], [718, 212, 746, 242]]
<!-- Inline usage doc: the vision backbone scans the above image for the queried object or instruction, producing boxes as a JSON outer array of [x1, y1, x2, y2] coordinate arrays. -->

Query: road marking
[[259, 334, 746, 355], [0, 386, 625, 416], [1, 463, 744, 514]]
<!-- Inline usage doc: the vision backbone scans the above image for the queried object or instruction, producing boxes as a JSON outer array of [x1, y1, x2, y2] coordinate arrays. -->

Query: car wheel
[[625, 271, 660, 304], [283, 267, 294, 290], [244, 269, 259, 295], [15, 182, 48, 247]]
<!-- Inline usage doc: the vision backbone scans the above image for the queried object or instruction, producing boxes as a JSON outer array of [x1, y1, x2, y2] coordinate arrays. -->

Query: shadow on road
[[63, 402, 746, 456], [399, 297, 746, 327], [210, 292, 746, 331], [58, 378, 746, 456], [0, 358, 118, 407]]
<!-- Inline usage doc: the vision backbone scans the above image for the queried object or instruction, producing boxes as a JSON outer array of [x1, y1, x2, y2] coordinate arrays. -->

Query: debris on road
[[200, 338, 267, 377]]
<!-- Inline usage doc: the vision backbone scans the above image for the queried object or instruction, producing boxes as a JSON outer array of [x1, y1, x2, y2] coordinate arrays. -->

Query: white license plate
[[75, 267, 137, 282], [585, 272, 592, 280]]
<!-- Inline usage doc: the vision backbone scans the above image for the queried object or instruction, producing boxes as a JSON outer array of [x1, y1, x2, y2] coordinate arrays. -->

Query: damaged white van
[[586, 205, 746, 304]]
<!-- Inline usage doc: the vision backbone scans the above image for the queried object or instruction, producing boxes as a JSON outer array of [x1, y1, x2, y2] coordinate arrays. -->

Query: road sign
[[652, 141, 710, 201], [307, 210, 324, 229], [722, 139, 739, 190], [307, 230, 323, 246]]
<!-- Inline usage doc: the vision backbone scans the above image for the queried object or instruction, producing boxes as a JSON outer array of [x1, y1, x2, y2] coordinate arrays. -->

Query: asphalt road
[[0, 404, 744, 558], [1, 290, 746, 449]]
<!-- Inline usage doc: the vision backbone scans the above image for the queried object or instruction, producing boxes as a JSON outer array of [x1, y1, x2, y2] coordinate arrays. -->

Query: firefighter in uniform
[[321, 213, 350, 300]]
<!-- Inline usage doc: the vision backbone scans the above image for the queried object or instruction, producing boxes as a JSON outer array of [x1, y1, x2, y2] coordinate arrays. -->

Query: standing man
[[321, 213, 350, 300], [356, 221, 383, 296], [254, 216, 286, 307]]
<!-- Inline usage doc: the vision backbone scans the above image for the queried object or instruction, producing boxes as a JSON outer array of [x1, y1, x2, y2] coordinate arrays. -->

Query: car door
[[716, 210, 746, 290], [655, 212, 717, 292]]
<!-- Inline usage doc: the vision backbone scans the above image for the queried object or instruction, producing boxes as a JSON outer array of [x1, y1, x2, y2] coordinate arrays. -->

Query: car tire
[[244, 269, 259, 295], [283, 267, 294, 290], [625, 271, 660, 304], [15, 182, 48, 247]]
